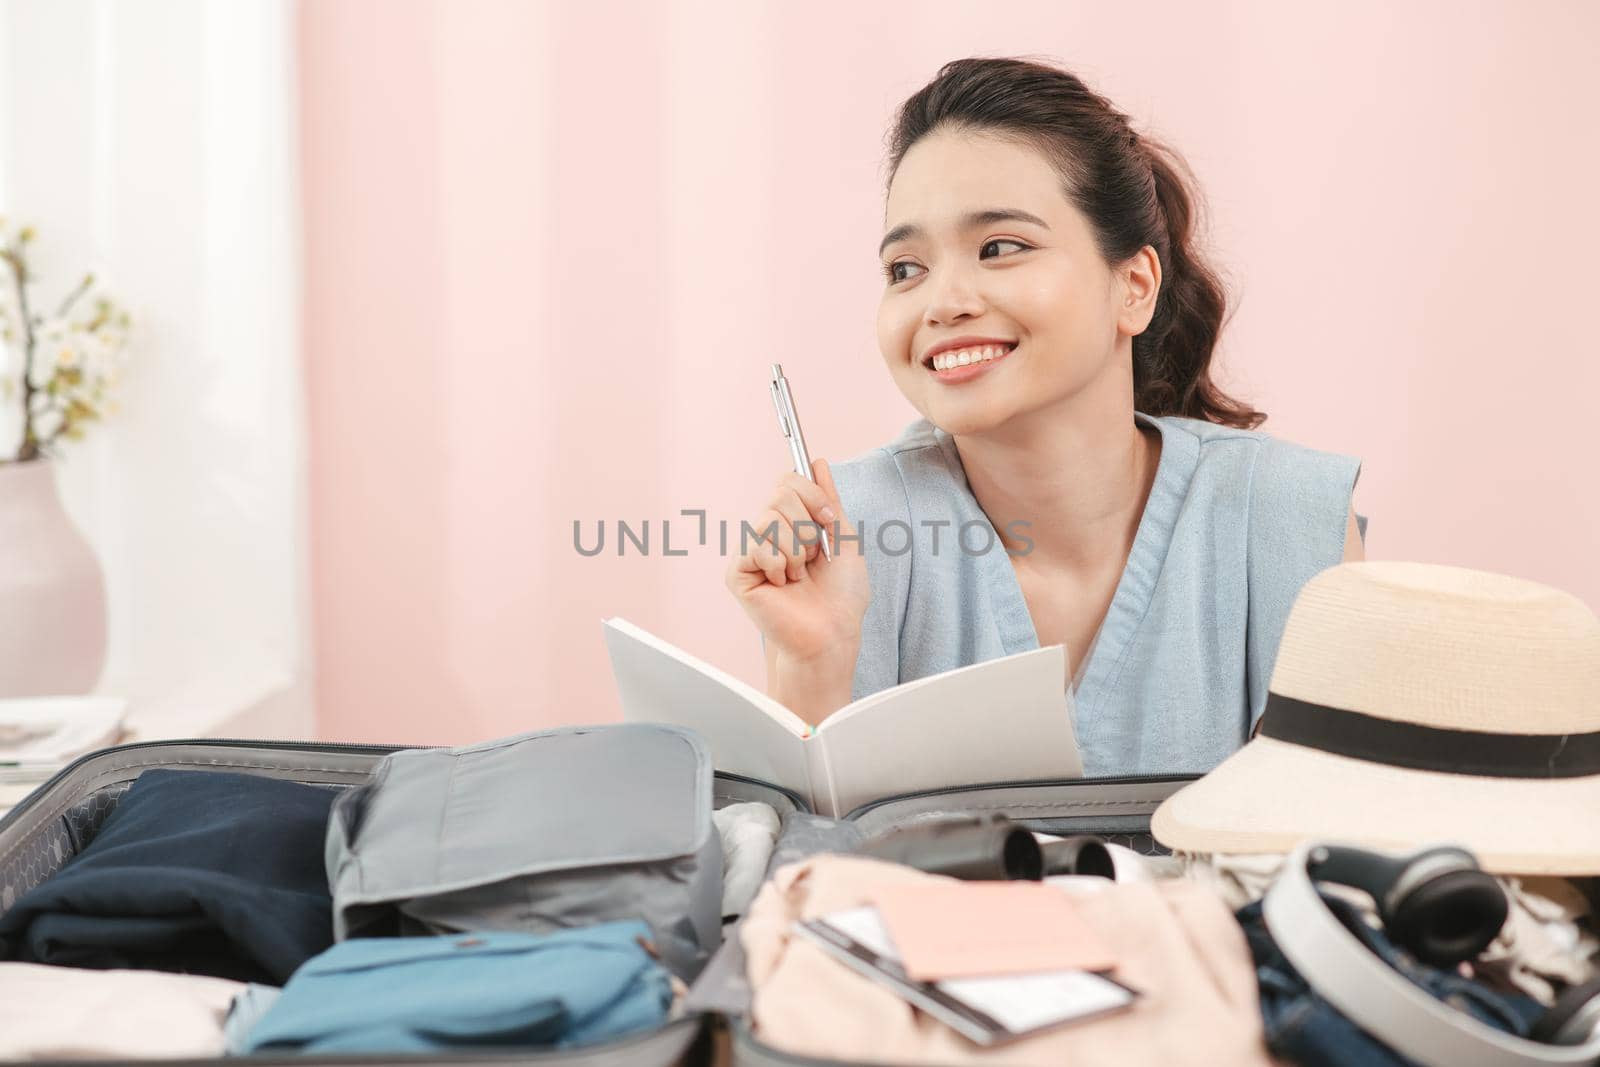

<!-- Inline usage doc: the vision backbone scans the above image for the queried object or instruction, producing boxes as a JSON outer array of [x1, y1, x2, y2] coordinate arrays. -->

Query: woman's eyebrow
[[878, 208, 1051, 256]]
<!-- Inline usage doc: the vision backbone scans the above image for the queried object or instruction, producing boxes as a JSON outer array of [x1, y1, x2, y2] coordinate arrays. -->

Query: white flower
[[4, 269, 133, 452], [32, 406, 63, 441], [27, 357, 53, 389]]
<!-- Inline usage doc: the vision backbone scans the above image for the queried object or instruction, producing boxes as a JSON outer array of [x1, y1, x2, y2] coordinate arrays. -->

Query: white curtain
[[0, 0, 311, 737]]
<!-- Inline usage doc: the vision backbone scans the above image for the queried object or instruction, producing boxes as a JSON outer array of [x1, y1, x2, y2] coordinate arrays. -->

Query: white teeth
[[930, 344, 1011, 371]]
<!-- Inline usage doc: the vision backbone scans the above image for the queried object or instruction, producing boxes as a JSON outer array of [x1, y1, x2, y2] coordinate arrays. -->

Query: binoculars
[[855, 813, 1116, 881]]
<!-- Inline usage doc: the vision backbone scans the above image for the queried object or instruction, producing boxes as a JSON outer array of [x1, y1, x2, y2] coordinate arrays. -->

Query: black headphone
[[1305, 844, 1509, 968], [1271, 842, 1600, 1062]]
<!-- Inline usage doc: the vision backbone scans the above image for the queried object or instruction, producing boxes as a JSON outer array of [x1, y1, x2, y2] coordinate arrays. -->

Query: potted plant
[[0, 220, 131, 696]]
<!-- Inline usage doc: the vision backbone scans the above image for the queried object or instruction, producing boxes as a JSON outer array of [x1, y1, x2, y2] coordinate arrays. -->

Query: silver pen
[[769, 363, 833, 561]]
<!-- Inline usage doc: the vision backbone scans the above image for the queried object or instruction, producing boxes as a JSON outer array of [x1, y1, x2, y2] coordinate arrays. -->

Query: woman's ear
[[1116, 245, 1162, 337]]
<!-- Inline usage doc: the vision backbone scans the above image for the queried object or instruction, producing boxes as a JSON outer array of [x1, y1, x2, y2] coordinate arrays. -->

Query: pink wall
[[300, 0, 1600, 744]]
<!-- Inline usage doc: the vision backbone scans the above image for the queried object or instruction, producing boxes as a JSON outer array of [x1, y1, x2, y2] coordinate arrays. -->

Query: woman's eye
[[885, 260, 925, 284], [980, 239, 1030, 259], [884, 241, 1027, 285]]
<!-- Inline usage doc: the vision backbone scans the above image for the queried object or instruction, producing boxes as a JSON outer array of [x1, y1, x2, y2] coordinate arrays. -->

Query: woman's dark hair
[[886, 57, 1265, 430]]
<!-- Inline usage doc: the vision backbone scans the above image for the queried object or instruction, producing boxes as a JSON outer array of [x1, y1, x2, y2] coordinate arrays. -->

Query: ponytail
[[1134, 139, 1263, 427]]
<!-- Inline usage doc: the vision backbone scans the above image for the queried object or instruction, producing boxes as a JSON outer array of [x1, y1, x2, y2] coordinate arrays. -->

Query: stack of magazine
[[0, 697, 128, 785]]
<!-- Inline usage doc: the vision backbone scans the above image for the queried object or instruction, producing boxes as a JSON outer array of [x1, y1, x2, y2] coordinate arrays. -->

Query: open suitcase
[[0, 735, 1194, 1067]]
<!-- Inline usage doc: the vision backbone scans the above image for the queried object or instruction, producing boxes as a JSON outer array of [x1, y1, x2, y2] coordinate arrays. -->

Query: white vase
[[0, 458, 108, 696]]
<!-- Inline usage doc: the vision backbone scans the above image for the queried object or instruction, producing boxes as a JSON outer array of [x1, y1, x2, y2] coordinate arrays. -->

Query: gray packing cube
[[325, 724, 723, 979]]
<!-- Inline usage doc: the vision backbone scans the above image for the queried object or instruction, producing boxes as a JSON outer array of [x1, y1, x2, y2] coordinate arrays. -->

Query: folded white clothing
[[1475, 876, 1599, 1005], [1175, 852, 1284, 910], [714, 802, 780, 918], [0, 962, 245, 1059], [1176, 851, 1600, 1007]]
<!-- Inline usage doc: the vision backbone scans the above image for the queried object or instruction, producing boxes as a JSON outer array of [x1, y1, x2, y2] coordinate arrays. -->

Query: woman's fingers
[[811, 459, 854, 539], [744, 507, 795, 586], [776, 464, 850, 556], [778, 470, 837, 533], [728, 463, 849, 594], [765, 489, 826, 581], [734, 504, 810, 587], [727, 540, 784, 593]]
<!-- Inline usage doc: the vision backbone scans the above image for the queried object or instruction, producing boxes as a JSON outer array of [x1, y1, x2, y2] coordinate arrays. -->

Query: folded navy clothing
[[1238, 894, 1545, 1067], [0, 769, 337, 982]]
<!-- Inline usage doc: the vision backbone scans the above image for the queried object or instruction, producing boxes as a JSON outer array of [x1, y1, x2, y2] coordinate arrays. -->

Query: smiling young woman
[[726, 57, 1364, 777]]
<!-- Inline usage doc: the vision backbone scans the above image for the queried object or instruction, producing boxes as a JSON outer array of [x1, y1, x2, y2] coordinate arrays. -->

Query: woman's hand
[[725, 458, 870, 668]]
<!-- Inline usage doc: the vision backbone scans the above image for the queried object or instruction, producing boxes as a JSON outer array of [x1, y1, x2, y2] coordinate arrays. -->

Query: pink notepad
[[869, 881, 1117, 982]]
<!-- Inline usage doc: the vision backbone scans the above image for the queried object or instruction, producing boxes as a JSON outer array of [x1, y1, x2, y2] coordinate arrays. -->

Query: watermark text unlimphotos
[[572, 510, 1034, 558]]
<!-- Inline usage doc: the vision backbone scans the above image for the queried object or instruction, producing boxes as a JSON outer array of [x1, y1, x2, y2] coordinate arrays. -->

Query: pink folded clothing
[[743, 855, 1277, 1067], [868, 880, 1116, 981]]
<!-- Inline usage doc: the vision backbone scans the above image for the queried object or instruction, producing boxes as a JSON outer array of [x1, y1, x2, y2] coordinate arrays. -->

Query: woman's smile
[[924, 342, 1018, 383]]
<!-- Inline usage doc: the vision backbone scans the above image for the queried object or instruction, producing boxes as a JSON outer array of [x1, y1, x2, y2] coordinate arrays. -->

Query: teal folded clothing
[[238, 921, 674, 1054]]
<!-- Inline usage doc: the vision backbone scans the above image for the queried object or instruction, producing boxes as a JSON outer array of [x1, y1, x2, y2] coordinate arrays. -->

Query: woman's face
[[876, 128, 1144, 437]]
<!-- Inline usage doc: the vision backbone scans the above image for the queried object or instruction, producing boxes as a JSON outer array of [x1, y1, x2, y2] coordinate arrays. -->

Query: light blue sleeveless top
[[829, 411, 1363, 778]]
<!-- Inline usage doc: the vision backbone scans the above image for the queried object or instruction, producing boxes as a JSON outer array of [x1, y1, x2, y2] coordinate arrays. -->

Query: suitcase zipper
[[0, 738, 406, 831], [0, 737, 813, 828], [840, 771, 1197, 822]]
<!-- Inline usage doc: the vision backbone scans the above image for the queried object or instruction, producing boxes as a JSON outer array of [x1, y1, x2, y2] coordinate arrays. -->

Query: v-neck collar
[[930, 411, 1200, 717]]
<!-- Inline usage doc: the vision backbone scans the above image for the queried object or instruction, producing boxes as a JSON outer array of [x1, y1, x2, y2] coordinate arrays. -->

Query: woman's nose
[[923, 267, 986, 326]]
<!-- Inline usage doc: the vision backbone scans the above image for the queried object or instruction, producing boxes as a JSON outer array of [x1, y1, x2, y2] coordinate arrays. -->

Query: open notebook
[[601, 618, 1082, 818]]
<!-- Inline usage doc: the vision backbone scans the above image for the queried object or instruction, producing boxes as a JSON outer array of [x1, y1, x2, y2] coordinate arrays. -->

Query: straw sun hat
[[1152, 561, 1600, 875]]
